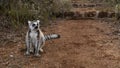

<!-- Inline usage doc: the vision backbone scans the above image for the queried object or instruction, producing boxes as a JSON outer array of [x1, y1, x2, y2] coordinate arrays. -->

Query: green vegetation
[[0, 0, 72, 27], [106, 0, 120, 20]]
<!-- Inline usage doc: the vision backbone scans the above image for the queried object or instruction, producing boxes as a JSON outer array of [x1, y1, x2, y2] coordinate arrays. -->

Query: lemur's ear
[[28, 20, 31, 24], [37, 20, 40, 24]]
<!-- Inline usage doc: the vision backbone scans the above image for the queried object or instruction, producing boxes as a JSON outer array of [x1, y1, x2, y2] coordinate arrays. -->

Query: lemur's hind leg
[[38, 37, 45, 52], [25, 38, 30, 55], [40, 40, 45, 53]]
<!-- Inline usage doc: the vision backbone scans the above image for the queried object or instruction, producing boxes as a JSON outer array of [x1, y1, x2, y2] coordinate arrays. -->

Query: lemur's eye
[[32, 24, 35, 27]]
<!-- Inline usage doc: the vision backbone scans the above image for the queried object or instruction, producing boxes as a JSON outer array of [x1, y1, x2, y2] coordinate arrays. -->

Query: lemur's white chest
[[30, 31, 38, 40]]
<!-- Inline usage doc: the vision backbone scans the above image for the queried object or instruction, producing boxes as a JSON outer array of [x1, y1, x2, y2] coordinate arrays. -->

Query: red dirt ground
[[0, 19, 120, 68]]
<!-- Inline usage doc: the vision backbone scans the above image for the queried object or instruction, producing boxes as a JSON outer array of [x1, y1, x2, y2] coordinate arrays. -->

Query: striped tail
[[44, 34, 60, 41]]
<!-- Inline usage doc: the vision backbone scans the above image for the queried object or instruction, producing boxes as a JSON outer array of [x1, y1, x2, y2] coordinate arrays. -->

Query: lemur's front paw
[[25, 51, 30, 56], [34, 53, 41, 57], [40, 48, 44, 52], [30, 49, 34, 53]]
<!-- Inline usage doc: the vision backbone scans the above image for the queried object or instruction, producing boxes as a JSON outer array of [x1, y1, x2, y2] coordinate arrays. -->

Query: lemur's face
[[28, 20, 40, 30]]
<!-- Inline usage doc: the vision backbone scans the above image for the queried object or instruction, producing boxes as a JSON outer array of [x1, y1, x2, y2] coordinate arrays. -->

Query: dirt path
[[0, 19, 120, 68], [0, 0, 120, 68]]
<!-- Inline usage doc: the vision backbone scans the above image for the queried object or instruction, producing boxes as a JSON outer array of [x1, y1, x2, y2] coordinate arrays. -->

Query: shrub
[[0, 0, 72, 27]]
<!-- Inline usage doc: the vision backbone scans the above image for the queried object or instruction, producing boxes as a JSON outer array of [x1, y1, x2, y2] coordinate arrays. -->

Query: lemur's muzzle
[[35, 26, 38, 29]]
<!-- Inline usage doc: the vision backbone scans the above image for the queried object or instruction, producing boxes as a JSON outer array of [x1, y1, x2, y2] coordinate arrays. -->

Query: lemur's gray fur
[[25, 20, 60, 57]]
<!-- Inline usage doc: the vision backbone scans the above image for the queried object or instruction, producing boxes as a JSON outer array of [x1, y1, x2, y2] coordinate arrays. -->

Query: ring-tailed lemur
[[25, 20, 60, 57]]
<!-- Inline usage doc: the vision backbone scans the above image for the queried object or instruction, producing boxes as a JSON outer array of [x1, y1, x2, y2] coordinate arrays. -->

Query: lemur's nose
[[35, 26, 38, 29]]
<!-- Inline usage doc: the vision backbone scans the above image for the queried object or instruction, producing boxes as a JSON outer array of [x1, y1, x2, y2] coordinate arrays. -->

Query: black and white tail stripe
[[44, 34, 60, 41]]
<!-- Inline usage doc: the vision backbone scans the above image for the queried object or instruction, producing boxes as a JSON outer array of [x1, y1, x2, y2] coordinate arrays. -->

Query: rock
[[10, 55, 14, 58]]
